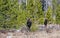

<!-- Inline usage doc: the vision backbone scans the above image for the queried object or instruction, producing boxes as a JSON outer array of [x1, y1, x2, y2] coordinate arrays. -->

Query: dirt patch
[[0, 24, 60, 38]]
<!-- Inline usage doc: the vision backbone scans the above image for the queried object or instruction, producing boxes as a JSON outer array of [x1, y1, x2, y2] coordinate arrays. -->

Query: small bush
[[38, 17, 44, 24], [30, 23, 38, 32]]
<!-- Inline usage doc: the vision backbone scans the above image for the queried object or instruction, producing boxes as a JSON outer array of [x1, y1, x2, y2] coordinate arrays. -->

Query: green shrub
[[38, 17, 44, 24], [30, 23, 38, 32]]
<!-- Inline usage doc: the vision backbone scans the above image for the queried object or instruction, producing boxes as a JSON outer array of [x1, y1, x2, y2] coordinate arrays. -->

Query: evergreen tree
[[56, 4, 60, 24], [36, 0, 44, 24], [46, 6, 53, 24], [52, 0, 57, 24], [26, 0, 44, 24], [0, 0, 19, 29]]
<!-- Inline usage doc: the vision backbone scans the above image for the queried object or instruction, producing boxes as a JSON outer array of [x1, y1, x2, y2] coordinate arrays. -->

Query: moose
[[26, 18, 32, 31]]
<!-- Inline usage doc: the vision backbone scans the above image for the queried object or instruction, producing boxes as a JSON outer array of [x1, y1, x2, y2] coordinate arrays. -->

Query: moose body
[[27, 18, 32, 31]]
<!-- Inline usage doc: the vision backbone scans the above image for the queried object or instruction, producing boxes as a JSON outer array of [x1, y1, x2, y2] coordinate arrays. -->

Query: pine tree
[[52, 0, 57, 24], [36, 0, 44, 24], [26, 0, 44, 24], [0, 0, 19, 29], [56, 4, 60, 24], [46, 6, 53, 24]]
